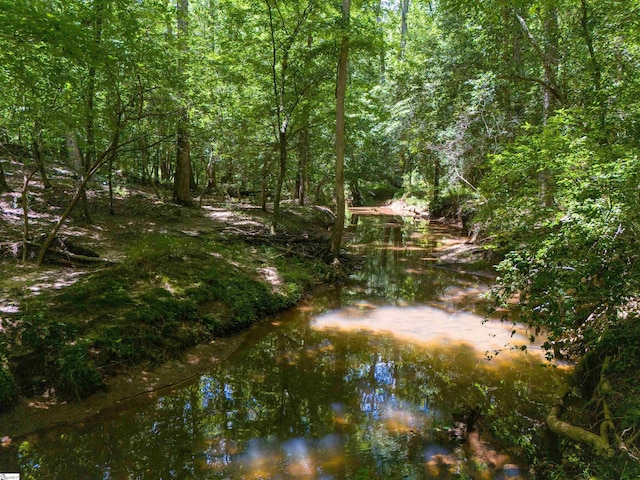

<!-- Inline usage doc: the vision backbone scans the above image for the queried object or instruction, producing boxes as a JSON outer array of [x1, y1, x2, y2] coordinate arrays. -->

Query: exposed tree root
[[546, 356, 617, 458]]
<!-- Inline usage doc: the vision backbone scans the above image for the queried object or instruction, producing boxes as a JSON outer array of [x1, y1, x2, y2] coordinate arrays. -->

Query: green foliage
[[56, 340, 104, 401], [400, 169, 432, 201], [194, 263, 287, 332], [479, 107, 640, 475], [7, 219, 328, 402], [55, 274, 134, 313], [21, 313, 78, 353], [431, 183, 479, 222], [0, 365, 17, 412], [480, 109, 640, 351], [128, 288, 198, 325], [2, 0, 640, 473]]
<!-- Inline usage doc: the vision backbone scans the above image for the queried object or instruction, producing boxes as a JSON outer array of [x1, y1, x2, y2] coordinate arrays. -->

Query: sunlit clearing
[[312, 305, 542, 359], [258, 266, 283, 287], [201, 206, 236, 221], [26, 270, 86, 294], [202, 206, 265, 229]]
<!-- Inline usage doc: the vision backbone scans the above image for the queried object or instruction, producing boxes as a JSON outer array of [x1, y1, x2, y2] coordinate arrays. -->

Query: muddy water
[[0, 214, 565, 479]]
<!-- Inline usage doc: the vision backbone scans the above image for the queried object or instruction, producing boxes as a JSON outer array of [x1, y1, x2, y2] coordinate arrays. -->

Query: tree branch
[[515, 12, 565, 104]]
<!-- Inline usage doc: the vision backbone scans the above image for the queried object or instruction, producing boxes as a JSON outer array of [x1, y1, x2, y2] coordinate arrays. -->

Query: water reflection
[[1, 215, 564, 479], [313, 306, 541, 360], [345, 215, 490, 314]]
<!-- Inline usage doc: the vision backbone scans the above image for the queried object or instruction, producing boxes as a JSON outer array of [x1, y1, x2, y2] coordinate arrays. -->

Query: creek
[[0, 211, 566, 479]]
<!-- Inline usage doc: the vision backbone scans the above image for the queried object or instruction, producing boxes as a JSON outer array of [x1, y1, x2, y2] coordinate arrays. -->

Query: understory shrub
[[56, 341, 104, 401], [0, 365, 17, 411]]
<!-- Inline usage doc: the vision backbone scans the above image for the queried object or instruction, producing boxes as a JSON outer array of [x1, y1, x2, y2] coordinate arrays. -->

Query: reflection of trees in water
[[16, 318, 560, 479], [13, 217, 553, 479], [347, 216, 487, 311]]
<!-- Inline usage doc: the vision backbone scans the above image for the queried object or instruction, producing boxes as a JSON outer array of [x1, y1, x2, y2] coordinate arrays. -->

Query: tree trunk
[[433, 154, 440, 205], [38, 126, 121, 266], [0, 162, 11, 193], [580, 0, 605, 135], [542, 3, 559, 122], [33, 122, 51, 188], [350, 179, 363, 207], [22, 168, 37, 262], [296, 35, 313, 207], [399, 0, 409, 57], [271, 128, 287, 233], [86, 68, 97, 172], [174, 120, 192, 205], [261, 152, 270, 212], [516, 8, 560, 208], [376, 0, 386, 82], [139, 136, 150, 183], [541, 3, 559, 207], [332, 0, 350, 260], [85, 0, 104, 173], [108, 156, 116, 215], [173, 0, 192, 206], [65, 131, 93, 224], [206, 152, 218, 193], [297, 125, 309, 207]]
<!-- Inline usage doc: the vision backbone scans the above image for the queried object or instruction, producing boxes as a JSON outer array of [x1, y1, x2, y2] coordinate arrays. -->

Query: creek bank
[[0, 197, 347, 428], [0, 335, 247, 440]]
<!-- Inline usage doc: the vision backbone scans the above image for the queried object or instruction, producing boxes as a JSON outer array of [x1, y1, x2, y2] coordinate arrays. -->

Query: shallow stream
[[0, 212, 565, 479]]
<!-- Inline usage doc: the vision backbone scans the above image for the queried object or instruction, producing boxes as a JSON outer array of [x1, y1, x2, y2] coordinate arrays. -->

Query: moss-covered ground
[[0, 187, 339, 412]]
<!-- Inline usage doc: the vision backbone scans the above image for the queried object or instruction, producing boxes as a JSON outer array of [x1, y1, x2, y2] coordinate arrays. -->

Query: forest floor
[[0, 175, 350, 439]]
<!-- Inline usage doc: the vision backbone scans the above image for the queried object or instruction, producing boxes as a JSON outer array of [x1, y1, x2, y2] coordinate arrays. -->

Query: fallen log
[[1, 238, 111, 265], [47, 247, 111, 264]]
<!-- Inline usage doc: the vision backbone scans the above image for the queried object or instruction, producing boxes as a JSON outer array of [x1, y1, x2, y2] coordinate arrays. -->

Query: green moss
[[127, 288, 198, 324], [196, 264, 286, 326], [93, 324, 143, 366], [54, 274, 134, 312]]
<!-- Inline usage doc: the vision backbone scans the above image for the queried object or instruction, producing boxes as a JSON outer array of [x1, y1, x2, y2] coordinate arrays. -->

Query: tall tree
[[173, 0, 192, 206], [265, 0, 316, 232], [399, 0, 410, 57], [85, 0, 105, 173], [331, 0, 350, 260]]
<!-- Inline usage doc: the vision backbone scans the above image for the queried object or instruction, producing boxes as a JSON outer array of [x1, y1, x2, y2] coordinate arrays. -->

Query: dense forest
[[1, 0, 639, 478]]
